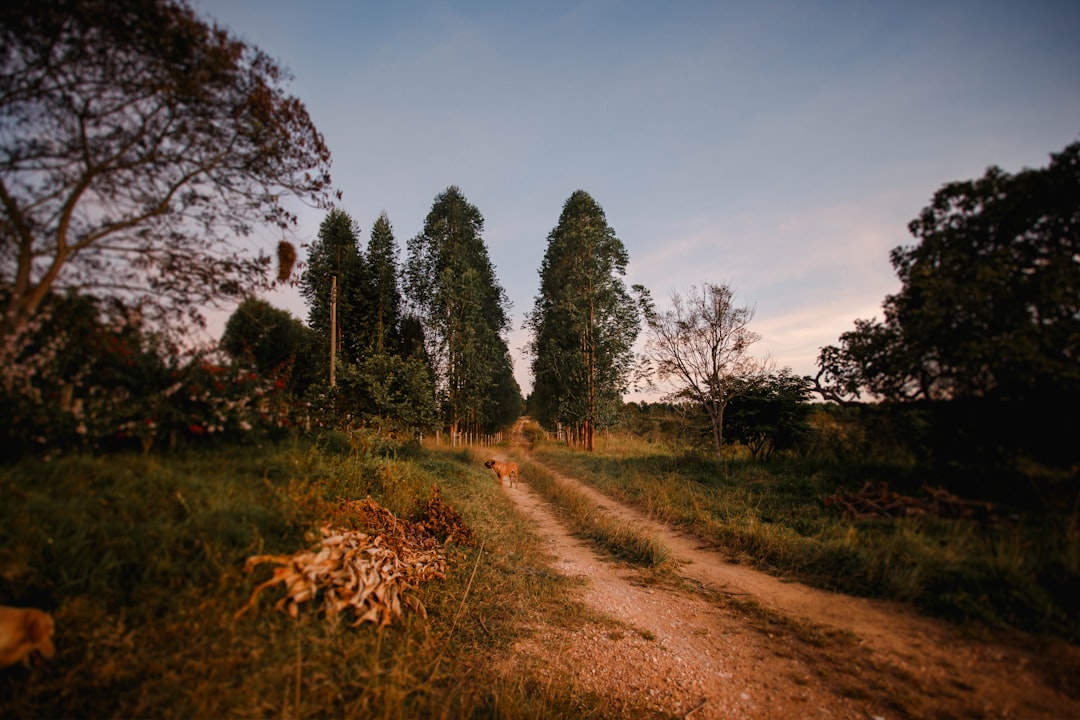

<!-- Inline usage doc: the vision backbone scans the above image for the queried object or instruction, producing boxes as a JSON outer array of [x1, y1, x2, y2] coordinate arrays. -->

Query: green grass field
[[1, 426, 1076, 716], [529, 428, 1080, 641], [0, 435, 620, 718]]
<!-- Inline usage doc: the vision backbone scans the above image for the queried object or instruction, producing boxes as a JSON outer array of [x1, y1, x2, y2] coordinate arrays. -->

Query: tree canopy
[[0, 0, 333, 342], [405, 186, 518, 434], [221, 297, 316, 396], [724, 370, 813, 461], [526, 190, 641, 450], [300, 209, 366, 370], [363, 211, 404, 354], [814, 140, 1080, 406]]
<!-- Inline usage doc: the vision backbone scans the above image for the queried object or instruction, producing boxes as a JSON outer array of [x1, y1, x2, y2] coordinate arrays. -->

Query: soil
[[497, 420, 1080, 719]]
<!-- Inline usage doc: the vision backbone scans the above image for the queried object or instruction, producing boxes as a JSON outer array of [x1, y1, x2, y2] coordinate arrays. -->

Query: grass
[[529, 428, 1080, 642], [0, 434, 615, 718], [3, 422, 1075, 715], [516, 458, 670, 568]]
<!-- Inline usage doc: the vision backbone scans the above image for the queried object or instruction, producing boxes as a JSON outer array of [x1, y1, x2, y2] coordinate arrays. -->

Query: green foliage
[[533, 438, 1080, 641], [725, 370, 814, 461], [301, 209, 368, 366], [0, 439, 600, 718], [221, 297, 318, 396], [363, 211, 405, 354], [296, 210, 439, 438], [896, 143, 1080, 403], [613, 401, 701, 450], [354, 352, 439, 435], [526, 190, 641, 449], [817, 141, 1080, 405], [0, 292, 288, 455], [814, 140, 1080, 476], [405, 186, 519, 434]]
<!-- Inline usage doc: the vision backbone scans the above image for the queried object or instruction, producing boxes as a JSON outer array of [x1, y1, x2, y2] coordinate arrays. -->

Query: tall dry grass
[[530, 429, 1080, 641]]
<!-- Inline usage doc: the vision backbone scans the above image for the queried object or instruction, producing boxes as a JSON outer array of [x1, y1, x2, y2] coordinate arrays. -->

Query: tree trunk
[[329, 275, 337, 387], [708, 401, 725, 461]]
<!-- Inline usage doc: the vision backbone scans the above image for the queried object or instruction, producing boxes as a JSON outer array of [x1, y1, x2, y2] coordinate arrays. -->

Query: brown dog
[[0, 606, 55, 670], [484, 459, 519, 488]]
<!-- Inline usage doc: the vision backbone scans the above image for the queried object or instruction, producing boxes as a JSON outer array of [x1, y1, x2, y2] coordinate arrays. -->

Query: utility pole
[[329, 275, 337, 387]]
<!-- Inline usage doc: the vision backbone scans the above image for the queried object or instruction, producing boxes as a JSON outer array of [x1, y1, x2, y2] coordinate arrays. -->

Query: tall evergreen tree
[[300, 209, 367, 373], [405, 186, 518, 434], [526, 190, 641, 450], [364, 211, 403, 354]]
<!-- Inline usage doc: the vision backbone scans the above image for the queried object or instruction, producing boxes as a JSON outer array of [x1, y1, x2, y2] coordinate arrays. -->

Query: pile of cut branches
[[822, 481, 997, 523], [235, 488, 472, 626]]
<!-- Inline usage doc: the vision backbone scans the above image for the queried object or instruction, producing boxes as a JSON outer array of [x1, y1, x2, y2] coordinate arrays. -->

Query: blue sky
[[194, 0, 1080, 399]]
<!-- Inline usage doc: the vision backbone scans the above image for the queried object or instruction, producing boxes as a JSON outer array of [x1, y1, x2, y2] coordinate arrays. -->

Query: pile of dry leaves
[[235, 486, 474, 626]]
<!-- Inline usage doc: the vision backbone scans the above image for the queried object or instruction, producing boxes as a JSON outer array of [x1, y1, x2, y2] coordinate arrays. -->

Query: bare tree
[[645, 282, 772, 460]]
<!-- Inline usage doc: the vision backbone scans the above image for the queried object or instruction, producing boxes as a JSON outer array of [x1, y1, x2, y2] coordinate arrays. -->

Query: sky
[[193, 0, 1080, 400]]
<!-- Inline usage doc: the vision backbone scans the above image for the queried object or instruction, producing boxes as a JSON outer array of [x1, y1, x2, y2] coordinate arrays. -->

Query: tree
[[814, 141, 1080, 406], [724, 370, 813, 461], [353, 352, 438, 436], [526, 190, 641, 450], [405, 186, 518, 434], [300, 209, 366, 373], [363, 211, 403, 354], [0, 0, 333, 344], [220, 297, 316, 395], [645, 283, 772, 460]]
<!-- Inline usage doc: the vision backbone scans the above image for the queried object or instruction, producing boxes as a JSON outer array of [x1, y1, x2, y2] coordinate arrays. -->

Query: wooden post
[[329, 275, 337, 387]]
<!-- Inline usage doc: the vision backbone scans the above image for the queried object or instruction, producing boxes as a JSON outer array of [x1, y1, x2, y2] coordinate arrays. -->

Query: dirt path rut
[[497, 420, 1080, 719]]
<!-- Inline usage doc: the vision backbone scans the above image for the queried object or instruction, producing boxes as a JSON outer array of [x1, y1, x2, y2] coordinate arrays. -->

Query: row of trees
[[3, 1, 1075, 482], [526, 191, 642, 451], [527, 140, 1080, 480], [222, 188, 523, 439], [523, 192, 784, 460], [227, 187, 783, 459]]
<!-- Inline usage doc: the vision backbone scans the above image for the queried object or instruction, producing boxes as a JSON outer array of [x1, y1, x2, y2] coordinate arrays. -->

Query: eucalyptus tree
[[405, 186, 517, 434], [300, 209, 366, 374], [526, 190, 641, 450], [363, 211, 403, 354], [355, 211, 438, 435]]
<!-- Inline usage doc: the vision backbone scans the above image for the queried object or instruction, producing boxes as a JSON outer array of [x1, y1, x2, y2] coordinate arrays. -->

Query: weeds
[[520, 457, 670, 568]]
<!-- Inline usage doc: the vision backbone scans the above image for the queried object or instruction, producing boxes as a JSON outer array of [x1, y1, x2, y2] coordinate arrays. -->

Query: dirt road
[[498, 421, 1080, 719]]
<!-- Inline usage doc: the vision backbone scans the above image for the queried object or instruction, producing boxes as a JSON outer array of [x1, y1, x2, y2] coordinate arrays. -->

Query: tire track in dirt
[[495, 419, 1080, 719]]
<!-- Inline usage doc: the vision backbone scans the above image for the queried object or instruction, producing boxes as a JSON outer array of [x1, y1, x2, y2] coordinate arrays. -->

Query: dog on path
[[484, 459, 519, 488], [0, 606, 55, 670]]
